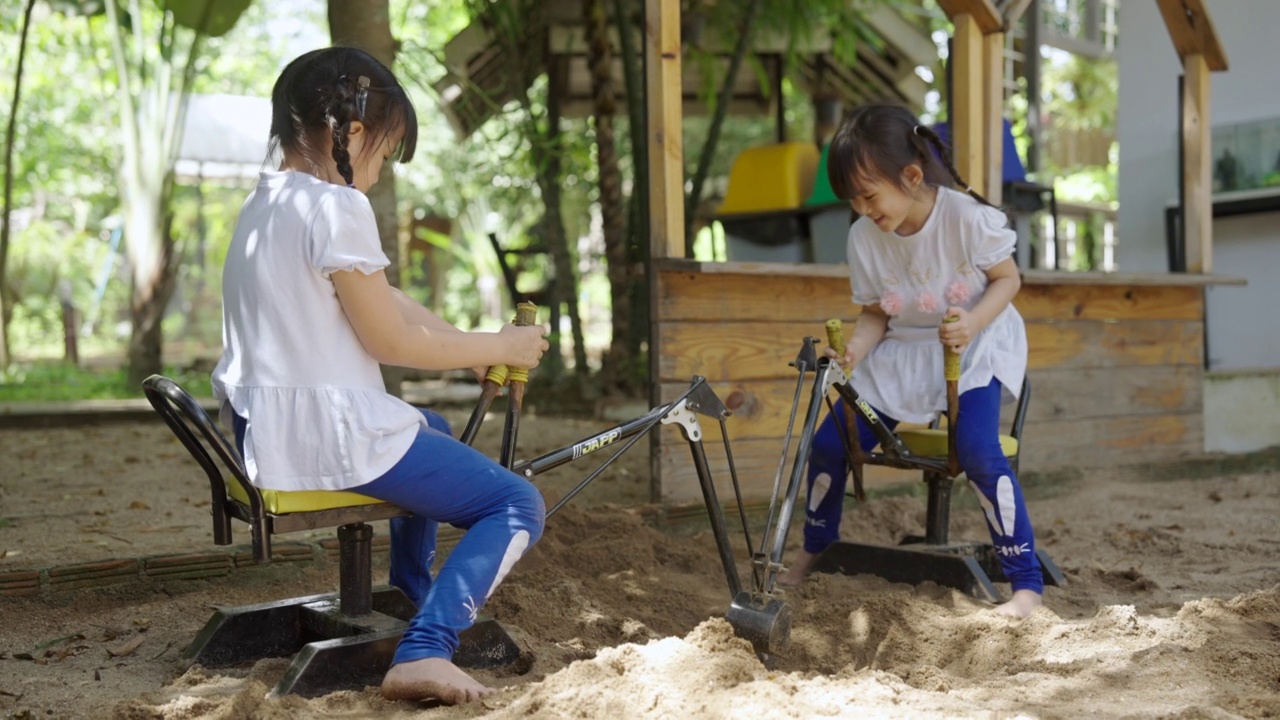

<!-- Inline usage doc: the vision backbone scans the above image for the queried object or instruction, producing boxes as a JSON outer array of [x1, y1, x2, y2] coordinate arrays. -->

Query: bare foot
[[381, 657, 496, 705], [993, 589, 1042, 619], [778, 549, 820, 588]]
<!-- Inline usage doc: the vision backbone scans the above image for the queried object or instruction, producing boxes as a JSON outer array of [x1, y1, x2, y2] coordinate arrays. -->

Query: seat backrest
[[142, 374, 260, 547], [931, 119, 1028, 183]]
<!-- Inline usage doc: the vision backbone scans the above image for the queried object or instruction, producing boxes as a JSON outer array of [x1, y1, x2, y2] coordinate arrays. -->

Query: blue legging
[[803, 379, 1043, 594], [234, 409, 545, 665]]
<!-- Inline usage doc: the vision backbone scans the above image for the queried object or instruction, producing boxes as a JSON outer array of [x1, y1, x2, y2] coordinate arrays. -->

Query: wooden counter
[[650, 259, 1244, 505]]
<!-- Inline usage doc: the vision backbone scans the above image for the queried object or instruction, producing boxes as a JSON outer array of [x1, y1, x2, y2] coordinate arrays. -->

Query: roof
[[175, 93, 273, 180], [434, 0, 939, 140]]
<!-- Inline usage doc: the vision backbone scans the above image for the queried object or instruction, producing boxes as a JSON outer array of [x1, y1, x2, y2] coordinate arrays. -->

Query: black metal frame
[[143, 372, 792, 696], [768, 339, 1065, 602]]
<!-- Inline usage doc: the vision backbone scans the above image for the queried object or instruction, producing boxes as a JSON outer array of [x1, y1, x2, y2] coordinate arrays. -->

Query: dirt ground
[[2, 408, 1279, 719]]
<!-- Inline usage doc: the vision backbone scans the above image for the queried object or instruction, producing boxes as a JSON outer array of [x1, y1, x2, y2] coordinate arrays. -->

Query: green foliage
[[1042, 52, 1116, 133], [163, 0, 253, 38], [4, 216, 119, 336], [0, 5, 119, 228], [1, 0, 316, 366], [0, 361, 211, 401]]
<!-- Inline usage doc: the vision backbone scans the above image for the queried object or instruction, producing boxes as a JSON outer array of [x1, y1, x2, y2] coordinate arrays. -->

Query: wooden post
[[951, 13, 985, 195], [645, 0, 684, 260], [1156, 0, 1228, 274], [1181, 53, 1212, 273], [984, 31, 1004, 204]]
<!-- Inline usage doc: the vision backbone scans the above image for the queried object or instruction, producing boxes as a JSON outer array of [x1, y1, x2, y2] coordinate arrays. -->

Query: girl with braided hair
[[778, 104, 1043, 618], [212, 47, 549, 704]]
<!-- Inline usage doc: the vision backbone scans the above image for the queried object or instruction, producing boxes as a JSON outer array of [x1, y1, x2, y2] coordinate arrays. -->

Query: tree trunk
[[0, 0, 38, 369], [329, 0, 404, 397], [536, 60, 588, 377], [684, 0, 764, 244], [475, 0, 586, 381], [125, 213, 177, 388], [612, 0, 649, 363], [584, 0, 632, 394]]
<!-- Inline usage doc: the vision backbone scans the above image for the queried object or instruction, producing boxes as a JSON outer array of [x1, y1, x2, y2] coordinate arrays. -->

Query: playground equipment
[[774, 320, 1065, 601], [142, 304, 795, 697]]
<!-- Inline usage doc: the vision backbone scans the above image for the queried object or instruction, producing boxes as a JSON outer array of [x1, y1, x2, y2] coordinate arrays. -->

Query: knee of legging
[[956, 441, 1010, 482], [511, 481, 547, 542], [809, 436, 847, 475]]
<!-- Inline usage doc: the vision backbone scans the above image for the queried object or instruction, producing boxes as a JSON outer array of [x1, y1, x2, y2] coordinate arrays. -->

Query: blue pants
[[803, 379, 1043, 594], [234, 410, 545, 665]]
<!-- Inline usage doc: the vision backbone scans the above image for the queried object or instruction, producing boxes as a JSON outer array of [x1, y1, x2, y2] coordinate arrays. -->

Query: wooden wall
[[652, 261, 1207, 505]]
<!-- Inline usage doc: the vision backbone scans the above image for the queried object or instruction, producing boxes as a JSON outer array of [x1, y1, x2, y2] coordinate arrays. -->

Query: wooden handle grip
[[825, 318, 845, 355], [943, 315, 961, 382], [508, 302, 539, 384]]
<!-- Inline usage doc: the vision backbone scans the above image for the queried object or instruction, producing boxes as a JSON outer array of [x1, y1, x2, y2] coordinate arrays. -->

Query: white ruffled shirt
[[847, 186, 1027, 424], [212, 170, 427, 491]]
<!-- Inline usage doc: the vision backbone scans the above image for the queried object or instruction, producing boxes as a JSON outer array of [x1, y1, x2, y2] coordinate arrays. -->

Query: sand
[[2, 415, 1278, 719]]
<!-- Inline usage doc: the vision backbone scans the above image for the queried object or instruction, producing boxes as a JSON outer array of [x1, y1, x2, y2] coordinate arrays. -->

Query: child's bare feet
[[381, 657, 496, 705], [778, 549, 821, 588], [993, 589, 1042, 618]]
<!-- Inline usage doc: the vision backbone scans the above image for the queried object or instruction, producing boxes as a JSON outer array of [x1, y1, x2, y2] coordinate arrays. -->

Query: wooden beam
[[951, 13, 985, 195], [865, 5, 939, 66], [984, 31, 1004, 204], [1182, 53, 1213, 273], [645, 0, 685, 259], [937, 0, 1002, 34], [1156, 0, 1229, 71], [1000, 0, 1034, 28]]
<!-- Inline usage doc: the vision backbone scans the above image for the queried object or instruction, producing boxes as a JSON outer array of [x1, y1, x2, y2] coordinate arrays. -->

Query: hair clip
[[355, 76, 370, 119]]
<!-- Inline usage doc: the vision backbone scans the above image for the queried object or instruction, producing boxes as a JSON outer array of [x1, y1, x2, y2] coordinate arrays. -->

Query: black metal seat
[[142, 375, 518, 697]]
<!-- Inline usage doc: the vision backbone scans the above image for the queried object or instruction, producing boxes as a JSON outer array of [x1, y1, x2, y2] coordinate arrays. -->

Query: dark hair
[[268, 47, 418, 187], [827, 104, 992, 208]]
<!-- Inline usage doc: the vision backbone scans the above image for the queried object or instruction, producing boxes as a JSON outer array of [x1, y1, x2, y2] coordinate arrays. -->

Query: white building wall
[[1117, 1, 1279, 452], [1116, 0, 1280, 273]]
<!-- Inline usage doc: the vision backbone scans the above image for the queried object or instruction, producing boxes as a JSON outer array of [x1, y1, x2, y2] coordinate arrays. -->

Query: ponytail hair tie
[[355, 75, 370, 119], [913, 125, 921, 136]]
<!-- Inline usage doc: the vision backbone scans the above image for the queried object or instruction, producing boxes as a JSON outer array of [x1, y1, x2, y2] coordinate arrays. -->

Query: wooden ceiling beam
[[1156, 0, 1229, 71], [937, 0, 1002, 34], [999, 0, 1034, 28]]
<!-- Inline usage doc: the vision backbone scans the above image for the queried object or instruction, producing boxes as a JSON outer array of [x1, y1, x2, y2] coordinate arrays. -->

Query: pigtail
[[268, 48, 418, 188], [326, 77, 360, 188], [913, 125, 995, 208]]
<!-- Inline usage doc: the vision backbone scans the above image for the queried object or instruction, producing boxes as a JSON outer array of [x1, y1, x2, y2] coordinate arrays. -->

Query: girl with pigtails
[[778, 104, 1043, 619], [212, 47, 549, 704]]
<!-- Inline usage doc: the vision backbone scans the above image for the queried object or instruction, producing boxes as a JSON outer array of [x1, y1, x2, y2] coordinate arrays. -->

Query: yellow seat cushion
[[227, 479, 385, 515], [896, 428, 1019, 459]]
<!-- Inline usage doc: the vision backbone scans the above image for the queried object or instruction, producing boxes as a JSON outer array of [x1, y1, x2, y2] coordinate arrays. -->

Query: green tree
[[330, 0, 406, 396], [0, 0, 37, 369], [98, 0, 252, 387], [2, 3, 123, 365]]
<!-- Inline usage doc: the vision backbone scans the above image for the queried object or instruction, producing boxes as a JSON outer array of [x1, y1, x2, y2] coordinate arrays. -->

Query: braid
[[914, 125, 995, 208], [326, 78, 359, 187], [269, 48, 419, 188]]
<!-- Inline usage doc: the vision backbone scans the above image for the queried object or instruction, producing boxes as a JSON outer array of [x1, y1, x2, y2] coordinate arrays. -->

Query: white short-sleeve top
[[846, 186, 1027, 424], [211, 170, 427, 491]]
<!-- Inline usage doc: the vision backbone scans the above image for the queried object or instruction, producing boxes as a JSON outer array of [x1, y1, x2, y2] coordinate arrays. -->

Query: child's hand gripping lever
[[942, 315, 962, 477], [499, 302, 539, 470], [825, 319, 911, 474]]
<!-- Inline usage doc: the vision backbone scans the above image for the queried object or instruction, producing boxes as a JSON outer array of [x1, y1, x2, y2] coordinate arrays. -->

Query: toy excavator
[[143, 302, 798, 697]]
